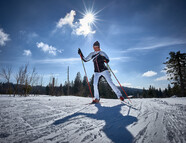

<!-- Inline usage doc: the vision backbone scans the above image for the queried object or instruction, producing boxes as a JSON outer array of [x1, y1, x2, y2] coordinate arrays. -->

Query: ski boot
[[91, 98, 100, 104], [120, 96, 124, 101]]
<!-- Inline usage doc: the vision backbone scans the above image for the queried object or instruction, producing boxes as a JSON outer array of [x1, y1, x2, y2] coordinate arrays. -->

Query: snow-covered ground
[[0, 95, 186, 143]]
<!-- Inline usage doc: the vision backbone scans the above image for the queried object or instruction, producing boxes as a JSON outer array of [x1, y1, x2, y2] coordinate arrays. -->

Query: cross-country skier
[[78, 41, 124, 103]]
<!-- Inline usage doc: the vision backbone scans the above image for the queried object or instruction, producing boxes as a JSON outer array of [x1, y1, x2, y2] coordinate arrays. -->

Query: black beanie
[[93, 41, 100, 47]]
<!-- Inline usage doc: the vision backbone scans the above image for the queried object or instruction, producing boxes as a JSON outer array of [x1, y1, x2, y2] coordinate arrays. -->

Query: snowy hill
[[0, 95, 186, 143]]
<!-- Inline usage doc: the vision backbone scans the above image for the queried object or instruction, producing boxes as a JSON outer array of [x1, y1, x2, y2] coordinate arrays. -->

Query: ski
[[89, 102, 103, 104], [121, 100, 139, 110], [89, 101, 105, 104], [82, 101, 104, 105], [121, 100, 132, 106], [82, 103, 100, 105]]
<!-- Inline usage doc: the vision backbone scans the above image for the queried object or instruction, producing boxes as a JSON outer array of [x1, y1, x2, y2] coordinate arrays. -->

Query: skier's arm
[[83, 52, 95, 62], [78, 49, 93, 62], [100, 51, 110, 63]]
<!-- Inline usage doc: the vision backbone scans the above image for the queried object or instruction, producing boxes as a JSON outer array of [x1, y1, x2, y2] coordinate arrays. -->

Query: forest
[[0, 51, 185, 98]]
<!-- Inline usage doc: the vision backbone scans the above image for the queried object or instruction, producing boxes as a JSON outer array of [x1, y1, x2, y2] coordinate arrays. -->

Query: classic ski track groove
[[0, 96, 186, 143]]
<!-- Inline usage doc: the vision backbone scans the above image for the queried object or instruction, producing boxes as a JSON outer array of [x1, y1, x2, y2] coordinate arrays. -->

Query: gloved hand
[[102, 56, 109, 63], [78, 48, 82, 55]]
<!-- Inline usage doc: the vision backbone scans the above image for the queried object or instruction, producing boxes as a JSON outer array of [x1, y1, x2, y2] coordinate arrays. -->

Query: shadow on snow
[[53, 103, 138, 143]]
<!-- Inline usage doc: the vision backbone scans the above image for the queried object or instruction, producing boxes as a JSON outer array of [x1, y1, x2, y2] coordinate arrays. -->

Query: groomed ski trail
[[0, 95, 186, 143]]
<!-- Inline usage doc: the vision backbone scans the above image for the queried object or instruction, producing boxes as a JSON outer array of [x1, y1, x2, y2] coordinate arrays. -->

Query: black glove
[[78, 48, 85, 60], [102, 56, 109, 63], [78, 48, 82, 55]]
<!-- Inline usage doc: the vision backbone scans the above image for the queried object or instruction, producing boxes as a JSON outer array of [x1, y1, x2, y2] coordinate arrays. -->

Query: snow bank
[[0, 95, 186, 143]]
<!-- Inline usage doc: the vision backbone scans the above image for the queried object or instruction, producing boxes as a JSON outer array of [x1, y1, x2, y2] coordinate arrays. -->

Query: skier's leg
[[93, 72, 101, 99], [102, 70, 122, 98]]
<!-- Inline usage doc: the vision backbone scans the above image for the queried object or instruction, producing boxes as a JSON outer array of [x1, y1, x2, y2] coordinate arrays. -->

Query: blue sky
[[0, 0, 186, 89]]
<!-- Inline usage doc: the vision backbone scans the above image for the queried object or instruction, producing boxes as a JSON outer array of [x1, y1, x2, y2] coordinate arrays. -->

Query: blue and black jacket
[[81, 51, 110, 73]]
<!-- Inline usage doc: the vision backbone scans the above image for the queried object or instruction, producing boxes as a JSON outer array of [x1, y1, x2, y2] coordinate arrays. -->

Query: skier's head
[[93, 41, 100, 51]]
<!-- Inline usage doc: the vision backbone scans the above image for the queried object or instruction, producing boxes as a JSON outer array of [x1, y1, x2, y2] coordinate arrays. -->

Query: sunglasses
[[93, 46, 100, 48]]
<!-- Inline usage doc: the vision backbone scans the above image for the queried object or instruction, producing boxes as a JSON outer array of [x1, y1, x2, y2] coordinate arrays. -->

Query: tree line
[[0, 51, 185, 98], [0, 70, 141, 98]]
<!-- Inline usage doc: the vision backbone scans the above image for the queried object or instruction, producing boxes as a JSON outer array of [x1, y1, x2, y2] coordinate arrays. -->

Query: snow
[[0, 95, 186, 143]]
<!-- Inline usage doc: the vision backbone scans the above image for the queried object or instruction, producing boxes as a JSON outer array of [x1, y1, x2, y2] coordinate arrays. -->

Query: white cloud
[[19, 31, 39, 44], [35, 58, 80, 64], [28, 32, 38, 39], [57, 10, 76, 28], [119, 82, 132, 88], [56, 10, 96, 37], [142, 71, 157, 77], [73, 17, 96, 36], [110, 57, 131, 62], [19, 31, 38, 38], [155, 76, 167, 81], [36, 56, 128, 65], [135, 40, 185, 51], [37, 42, 62, 56], [57, 49, 64, 53], [121, 37, 186, 53], [40, 73, 60, 78], [0, 28, 10, 46], [23, 50, 32, 56]]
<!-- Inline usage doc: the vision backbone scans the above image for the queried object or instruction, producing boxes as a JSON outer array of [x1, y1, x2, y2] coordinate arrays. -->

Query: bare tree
[[0, 66, 12, 95], [14, 64, 38, 96], [19, 64, 28, 96], [24, 65, 38, 96], [0, 66, 12, 83], [29, 67, 39, 96], [14, 66, 23, 96]]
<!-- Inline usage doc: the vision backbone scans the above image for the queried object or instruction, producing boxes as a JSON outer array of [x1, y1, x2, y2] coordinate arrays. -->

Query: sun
[[84, 13, 95, 24], [77, 1, 104, 36], [80, 2, 101, 27]]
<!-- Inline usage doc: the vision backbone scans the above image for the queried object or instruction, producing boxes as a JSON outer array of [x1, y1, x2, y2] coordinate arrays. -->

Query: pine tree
[[59, 84, 64, 96], [171, 84, 181, 96], [167, 84, 172, 97], [163, 88, 169, 97], [158, 88, 163, 98], [164, 51, 186, 96], [63, 81, 68, 95], [82, 76, 89, 97], [142, 88, 147, 98], [73, 72, 83, 96], [148, 85, 153, 98], [46, 85, 49, 95]]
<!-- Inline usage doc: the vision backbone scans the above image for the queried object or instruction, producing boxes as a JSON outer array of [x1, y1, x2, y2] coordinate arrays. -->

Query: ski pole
[[105, 61, 132, 103], [80, 54, 94, 100]]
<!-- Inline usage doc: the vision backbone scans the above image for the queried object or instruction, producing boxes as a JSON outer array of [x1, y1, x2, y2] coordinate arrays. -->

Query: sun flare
[[84, 13, 95, 24], [77, 1, 103, 36]]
